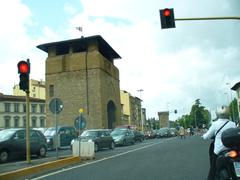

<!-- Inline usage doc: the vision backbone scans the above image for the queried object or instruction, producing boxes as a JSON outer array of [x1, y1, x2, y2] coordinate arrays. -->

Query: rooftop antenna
[[75, 26, 84, 38]]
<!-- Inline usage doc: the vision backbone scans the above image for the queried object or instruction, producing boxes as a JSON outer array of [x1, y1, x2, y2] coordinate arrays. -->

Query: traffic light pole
[[26, 90, 31, 163], [175, 16, 240, 21]]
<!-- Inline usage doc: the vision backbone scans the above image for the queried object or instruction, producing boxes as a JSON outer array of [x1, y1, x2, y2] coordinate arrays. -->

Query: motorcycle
[[215, 128, 240, 180]]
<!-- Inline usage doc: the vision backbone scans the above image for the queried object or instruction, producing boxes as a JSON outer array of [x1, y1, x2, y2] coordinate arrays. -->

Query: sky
[[0, 0, 240, 120]]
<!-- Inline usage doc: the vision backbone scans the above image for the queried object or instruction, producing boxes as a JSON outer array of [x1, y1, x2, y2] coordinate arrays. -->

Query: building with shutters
[[0, 92, 46, 129]]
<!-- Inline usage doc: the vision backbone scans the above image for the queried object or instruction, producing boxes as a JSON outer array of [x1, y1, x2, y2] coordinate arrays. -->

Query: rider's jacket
[[203, 118, 236, 155]]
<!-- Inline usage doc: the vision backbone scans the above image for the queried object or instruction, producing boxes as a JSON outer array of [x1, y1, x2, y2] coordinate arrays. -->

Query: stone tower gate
[[37, 35, 121, 129]]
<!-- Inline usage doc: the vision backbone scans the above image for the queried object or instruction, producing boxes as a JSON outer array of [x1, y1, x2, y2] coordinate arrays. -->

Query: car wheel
[[131, 140, 135, 145], [110, 141, 115, 149], [38, 146, 47, 158], [0, 150, 9, 163], [123, 140, 127, 146], [94, 143, 99, 152]]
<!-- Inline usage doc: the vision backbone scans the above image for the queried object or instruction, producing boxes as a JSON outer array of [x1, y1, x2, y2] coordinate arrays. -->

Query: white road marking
[[32, 139, 171, 180]]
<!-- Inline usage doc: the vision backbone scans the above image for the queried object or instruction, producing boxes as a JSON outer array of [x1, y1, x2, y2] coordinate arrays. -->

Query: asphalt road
[[29, 136, 211, 180]]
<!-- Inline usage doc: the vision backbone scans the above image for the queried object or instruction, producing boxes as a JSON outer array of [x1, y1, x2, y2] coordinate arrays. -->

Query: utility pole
[[160, 8, 240, 29], [175, 16, 240, 21], [17, 59, 31, 163]]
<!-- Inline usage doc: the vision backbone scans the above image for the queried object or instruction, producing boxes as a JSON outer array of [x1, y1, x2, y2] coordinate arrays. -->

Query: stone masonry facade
[[38, 36, 121, 129]]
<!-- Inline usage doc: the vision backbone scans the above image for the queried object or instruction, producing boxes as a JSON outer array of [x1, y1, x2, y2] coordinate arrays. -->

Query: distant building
[[231, 82, 240, 120], [142, 108, 147, 127], [120, 90, 131, 125], [158, 111, 169, 128], [130, 95, 142, 128], [120, 90, 142, 129], [0, 93, 46, 129], [13, 79, 45, 100]]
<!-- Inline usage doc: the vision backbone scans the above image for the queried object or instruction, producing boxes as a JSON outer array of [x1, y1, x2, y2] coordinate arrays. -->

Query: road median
[[0, 156, 81, 180]]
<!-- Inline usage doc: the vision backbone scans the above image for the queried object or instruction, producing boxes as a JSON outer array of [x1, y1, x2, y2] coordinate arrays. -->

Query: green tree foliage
[[174, 99, 211, 129], [229, 98, 239, 123], [146, 117, 159, 130]]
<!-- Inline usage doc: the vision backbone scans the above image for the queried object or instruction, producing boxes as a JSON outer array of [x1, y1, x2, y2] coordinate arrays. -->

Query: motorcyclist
[[202, 106, 236, 180]]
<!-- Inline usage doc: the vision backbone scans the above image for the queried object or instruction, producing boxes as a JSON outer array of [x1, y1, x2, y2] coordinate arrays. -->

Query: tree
[[173, 99, 211, 129], [189, 99, 210, 128], [229, 98, 239, 123]]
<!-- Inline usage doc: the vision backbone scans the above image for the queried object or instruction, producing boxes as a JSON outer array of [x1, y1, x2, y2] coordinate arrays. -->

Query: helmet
[[216, 106, 230, 119]]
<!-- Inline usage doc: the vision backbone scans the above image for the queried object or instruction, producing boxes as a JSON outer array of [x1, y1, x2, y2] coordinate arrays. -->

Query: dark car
[[111, 128, 135, 146], [72, 129, 115, 152], [144, 130, 157, 139], [44, 126, 77, 150], [0, 128, 47, 163], [169, 128, 177, 137], [156, 128, 171, 138], [132, 130, 145, 142]]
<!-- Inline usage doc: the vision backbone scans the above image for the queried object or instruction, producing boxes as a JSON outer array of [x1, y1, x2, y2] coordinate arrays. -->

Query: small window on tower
[[49, 85, 54, 97]]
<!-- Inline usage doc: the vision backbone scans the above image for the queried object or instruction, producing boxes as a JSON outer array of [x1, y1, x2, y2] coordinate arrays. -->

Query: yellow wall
[[13, 79, 45, 100]]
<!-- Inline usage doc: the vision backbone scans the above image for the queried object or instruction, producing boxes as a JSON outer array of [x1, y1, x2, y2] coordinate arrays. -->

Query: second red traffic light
[[160, 8, 176, 29]]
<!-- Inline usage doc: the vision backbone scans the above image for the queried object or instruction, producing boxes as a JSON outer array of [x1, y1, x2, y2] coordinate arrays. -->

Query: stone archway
[[107, 100, 116, 129]]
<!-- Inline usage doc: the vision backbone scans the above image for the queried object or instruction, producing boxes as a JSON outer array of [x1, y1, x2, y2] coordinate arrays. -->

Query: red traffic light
[[160, 8, 175, 29], [163, 9, 171, 17], [18, 61, 29, 74]]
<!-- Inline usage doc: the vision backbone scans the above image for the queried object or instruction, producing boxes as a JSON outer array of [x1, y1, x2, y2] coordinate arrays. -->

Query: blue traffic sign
[[74, 115, 86, 129], [49, 98, 63, 114]]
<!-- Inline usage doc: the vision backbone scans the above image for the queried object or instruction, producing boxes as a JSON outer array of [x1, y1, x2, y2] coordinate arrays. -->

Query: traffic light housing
[[160, 8, 176, 29], [17, 60, 30, 92]]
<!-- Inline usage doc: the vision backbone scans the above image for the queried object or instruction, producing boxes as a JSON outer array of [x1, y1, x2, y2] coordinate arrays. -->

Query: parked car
[[71, 129, 115, 152], [0, 128, 47, 163], [33, 128, 48, 134], [132, 130, 145, 142], [111, 128, 135, 146], [144, 130, 157, 139], [44, 126, 77, 150], [169, 128, 177, 137], [155, 128, 170, 138]]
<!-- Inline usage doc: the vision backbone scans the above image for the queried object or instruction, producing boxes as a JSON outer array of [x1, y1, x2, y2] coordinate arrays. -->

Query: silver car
[[111, 128, 135, 146]]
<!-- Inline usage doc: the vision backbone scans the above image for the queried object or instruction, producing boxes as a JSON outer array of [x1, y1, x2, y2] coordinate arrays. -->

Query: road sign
[[49, 98, 63, 114], [74, 116, 86, 129]]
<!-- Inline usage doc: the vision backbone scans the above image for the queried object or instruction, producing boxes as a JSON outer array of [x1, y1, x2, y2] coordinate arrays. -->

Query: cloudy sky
[[0, 0, 239, 120]]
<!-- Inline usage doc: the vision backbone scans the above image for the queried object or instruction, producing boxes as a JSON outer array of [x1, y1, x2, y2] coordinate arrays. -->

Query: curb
[[0, 156, 81, 180]]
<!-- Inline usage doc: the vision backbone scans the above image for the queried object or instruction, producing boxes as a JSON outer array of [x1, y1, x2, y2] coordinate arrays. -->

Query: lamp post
[[78, 108, 84, 157]]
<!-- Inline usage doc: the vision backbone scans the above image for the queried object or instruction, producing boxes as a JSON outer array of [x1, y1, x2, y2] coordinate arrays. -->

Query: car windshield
[[44, 127, 56, 136], [0, 129, 16, 141], [81, 130, 97, 137], [111, 129, 126, 136]]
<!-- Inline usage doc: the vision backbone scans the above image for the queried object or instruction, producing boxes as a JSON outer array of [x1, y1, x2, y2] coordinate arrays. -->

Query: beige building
[[37, 35, 121, 129], [13, 79, 45, 100], [0, 93, 46, 129], [158, 111, 169, 128], [120, 90, 131, 125], [231, 82, 240, 120], [120, 90, 142, 129]]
